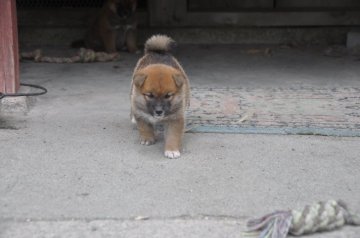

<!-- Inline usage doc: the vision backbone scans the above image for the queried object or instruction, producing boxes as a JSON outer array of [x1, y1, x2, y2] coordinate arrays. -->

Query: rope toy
[[246, 200, 360, 237], [20, 48, 120, 63]]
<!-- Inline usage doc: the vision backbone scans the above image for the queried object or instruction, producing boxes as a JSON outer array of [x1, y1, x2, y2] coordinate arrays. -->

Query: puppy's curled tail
[[144, 35, 176, 54]]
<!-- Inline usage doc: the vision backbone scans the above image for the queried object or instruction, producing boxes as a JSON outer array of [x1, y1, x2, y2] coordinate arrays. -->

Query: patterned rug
[[186, 87, 360, 137]]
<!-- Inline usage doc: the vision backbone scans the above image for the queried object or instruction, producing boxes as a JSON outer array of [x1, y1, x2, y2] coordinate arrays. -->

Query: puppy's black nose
[[155, 110, 163, 116]]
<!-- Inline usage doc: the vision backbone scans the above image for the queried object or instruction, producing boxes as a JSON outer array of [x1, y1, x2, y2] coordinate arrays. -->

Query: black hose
[[0, 83, 47, 100]]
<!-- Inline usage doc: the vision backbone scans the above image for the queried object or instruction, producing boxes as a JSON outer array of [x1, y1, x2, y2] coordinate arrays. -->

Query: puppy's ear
[[133, 73, 147, 88], [172, 74, 184, 88]]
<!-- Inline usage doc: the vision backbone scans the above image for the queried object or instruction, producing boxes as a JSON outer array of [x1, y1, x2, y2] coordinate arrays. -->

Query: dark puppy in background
[[131, 35, 190, 159], [72, 0, 138, 53]]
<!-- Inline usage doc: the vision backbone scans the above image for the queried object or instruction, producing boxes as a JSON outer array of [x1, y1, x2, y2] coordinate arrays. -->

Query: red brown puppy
[[131, 35, 190, 159], [73, 0, 138, 53]]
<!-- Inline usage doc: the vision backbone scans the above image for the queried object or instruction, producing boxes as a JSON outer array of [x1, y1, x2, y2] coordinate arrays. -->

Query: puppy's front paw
[[164, 150, 181, 159], [131, 116, 137, 124], [140, 137, 155, 146]]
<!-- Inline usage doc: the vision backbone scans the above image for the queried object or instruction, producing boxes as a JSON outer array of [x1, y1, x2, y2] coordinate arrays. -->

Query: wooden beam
[[160, 11, 360, 27], [188, 0, 274, 11], [16, 5, 360, 28], [276, 0, 360, 9], [0, 0, 19, 94], [17, 9, 149, 27], [145, 0, 360, 27]]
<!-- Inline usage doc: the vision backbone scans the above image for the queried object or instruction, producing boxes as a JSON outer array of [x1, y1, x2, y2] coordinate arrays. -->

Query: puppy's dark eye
[[144, 93, 154, 99], [164, 93, 173, 99]]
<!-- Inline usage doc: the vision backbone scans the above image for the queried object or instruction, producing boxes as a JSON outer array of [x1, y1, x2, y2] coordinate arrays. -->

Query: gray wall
[[17, 0, 360, 46]]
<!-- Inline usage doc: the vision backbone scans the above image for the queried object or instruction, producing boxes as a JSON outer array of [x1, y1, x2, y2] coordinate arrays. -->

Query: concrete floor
[[1, 45, 360, 237]]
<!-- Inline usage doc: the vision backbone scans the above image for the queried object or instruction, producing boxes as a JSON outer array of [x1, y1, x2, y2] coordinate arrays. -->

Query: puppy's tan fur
[[131, 35, 190, 159]]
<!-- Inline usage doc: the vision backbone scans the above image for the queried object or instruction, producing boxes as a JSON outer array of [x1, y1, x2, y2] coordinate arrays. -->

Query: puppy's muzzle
[[147, 100, 168, 118], [155, 110, 164, 116]]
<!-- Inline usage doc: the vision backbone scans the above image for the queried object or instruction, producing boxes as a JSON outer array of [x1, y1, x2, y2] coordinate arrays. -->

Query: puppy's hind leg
[[102, 30, 117, 53], [125, 29, 139, 53], [164, 117, 184, 159]]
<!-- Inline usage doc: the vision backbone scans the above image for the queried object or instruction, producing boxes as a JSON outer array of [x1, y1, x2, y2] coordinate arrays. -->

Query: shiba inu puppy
[[72, 0, 138, 53], [130, 35, 190, 159]]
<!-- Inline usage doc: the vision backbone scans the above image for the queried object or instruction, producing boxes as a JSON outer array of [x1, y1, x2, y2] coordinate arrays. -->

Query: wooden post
[[0, 0, 20, 94]]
